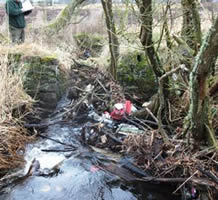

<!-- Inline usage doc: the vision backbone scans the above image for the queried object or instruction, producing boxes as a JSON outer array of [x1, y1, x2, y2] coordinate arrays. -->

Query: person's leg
[[19, 28, 25, 44], [9, 25, 18, 43], [9, 26, 25, 44]]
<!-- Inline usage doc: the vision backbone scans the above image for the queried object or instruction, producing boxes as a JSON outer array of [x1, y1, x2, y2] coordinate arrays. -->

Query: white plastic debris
[[118, 123, 144, 134], [114, 103, 124, 110], [85, 84, 94, 93]]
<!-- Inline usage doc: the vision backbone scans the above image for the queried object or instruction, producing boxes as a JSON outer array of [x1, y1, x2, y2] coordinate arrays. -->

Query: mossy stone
[[118, 50, 158, 100], [0, 46, 68, 117], [17, 55, 68, 110]]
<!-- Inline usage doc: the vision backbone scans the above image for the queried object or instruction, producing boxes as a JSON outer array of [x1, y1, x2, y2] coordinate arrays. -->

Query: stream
[[0, 96, 180, 200]]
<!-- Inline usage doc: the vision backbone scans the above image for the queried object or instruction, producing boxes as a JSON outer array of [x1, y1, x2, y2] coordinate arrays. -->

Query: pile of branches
[[63, 59, 125, 117], [62, 60, 218, 198], [122, 131, 218, 191]]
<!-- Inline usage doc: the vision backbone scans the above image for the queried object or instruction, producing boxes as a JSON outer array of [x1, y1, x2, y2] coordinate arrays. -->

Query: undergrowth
[[0, 55, 33, 174]]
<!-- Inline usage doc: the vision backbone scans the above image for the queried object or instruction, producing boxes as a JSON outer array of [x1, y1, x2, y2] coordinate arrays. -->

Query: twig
[[144, 107, 159, 124], [158, 64, 188, 144], [24, 120, 64, 129], [173, 171, 198, 194], [197, 166, 218, 185], [41, 148, 75, 153], [140, 176, 217, 188], [96, 78, 109, 94], [124, 116, 147, 132], [193, 146, 215, 158], [132, 117, 153, 130], [101, 129, 123, 145], [37, 133, 76, 148]]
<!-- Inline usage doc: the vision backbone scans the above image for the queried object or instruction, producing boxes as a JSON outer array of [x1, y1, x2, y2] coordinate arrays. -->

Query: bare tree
[[186, 16, 218, 148], [45, 0, 85, 35], [181, 0, 202, 54], [135, 0, 171, 142], [101, 0, 119, 80], [135, 0, 164, 77]]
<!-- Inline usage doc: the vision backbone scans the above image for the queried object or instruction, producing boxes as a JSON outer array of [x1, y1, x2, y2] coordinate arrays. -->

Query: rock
[[22, 55, 67, 111], [118, 49, 158, 100], [4, 45, 69, 116]]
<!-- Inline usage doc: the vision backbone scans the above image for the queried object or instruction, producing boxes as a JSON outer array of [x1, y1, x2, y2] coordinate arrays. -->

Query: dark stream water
[[0, 97, 180, 200]]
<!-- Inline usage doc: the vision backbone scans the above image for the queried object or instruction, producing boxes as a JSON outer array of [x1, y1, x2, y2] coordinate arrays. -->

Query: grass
[[0, 55, 34, 173]]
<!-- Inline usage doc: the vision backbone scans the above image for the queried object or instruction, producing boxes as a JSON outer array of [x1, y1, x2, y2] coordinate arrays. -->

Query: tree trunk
[[181, 0, 202, 53], [135, 0, 164, 78], [188, 17, 218, 148], [101, 0, 119, 80], [45, 0, 85, 35], [135, 0, 170, 143]]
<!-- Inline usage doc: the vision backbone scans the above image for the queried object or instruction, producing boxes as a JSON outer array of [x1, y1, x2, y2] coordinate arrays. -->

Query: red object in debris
[[110, 105, 125, 120], [125, 100, 132, 115], [110, 100, 132, 120]]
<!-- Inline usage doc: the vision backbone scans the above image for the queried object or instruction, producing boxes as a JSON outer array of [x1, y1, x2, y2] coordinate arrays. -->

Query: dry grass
[[0, 55, 34, 172]]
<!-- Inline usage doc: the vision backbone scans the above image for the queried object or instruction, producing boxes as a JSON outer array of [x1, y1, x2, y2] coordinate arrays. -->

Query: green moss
[[40, 55, 58, 65], [118, 50, 158, 100], [9, 54, 68, 108], [45, 0, 84, 35], [74, 33, 104, 57]]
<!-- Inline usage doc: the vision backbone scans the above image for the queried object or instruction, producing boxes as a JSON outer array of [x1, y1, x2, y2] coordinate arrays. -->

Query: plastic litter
[[88, 112, 113, 125], [118, 123, 144, 134], [110, 100, 136, 120]]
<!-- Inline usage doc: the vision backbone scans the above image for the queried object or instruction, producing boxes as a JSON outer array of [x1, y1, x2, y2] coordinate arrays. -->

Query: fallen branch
[[140, 177, 217, 188], [37, 133, 77, 149], [173, 170, 198, 193], [41, 148, 75, 153], [102, 129, 123, 145], [197, 166, 218, 185]]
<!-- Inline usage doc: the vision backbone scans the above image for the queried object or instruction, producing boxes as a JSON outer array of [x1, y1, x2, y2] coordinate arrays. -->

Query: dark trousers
[[9, 25, 25, 44]]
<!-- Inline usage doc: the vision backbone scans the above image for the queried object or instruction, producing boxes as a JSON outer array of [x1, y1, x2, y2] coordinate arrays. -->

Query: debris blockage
[[25, 60, 218, 199]]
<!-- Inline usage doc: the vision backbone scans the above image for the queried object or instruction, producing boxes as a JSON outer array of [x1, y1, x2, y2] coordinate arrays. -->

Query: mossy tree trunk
[[45, 0, 85, 35], [135, 0, 164, 78], [181, 0, 202, 53], [101, 0, 119, 80], [187, 17, 218, 148], [135, 0, 169, 143]]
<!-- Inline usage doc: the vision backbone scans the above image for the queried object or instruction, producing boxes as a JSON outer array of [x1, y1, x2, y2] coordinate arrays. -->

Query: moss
[[7, 54, 68, 109], [45, 0, 84, 35], [40, 55, 58, 65], [118, 50, 158, 100], [74, 33, 104, 57]]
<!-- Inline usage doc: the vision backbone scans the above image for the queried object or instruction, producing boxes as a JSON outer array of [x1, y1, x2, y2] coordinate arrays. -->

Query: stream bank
[[0, 54, 217, 200]]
